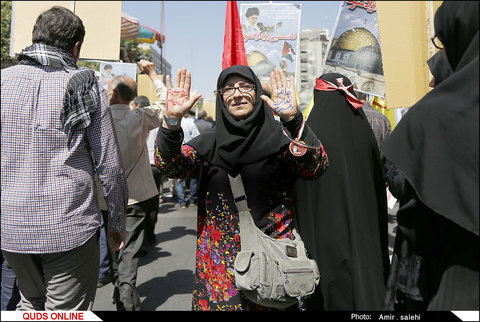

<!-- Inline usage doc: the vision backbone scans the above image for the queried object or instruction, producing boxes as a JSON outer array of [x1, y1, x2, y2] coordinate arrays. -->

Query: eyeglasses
[[220, 83, 256, 97], [431, 35, 443, 50]]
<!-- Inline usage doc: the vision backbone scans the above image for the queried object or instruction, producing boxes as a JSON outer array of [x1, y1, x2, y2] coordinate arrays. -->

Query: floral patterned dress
[[155, 128, 328, 311]]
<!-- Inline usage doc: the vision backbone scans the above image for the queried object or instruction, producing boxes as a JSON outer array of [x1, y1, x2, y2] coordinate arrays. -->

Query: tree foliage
[[121, 39, 152, 63], [77, 60, 100, 70], [1, 1, 13, 60]]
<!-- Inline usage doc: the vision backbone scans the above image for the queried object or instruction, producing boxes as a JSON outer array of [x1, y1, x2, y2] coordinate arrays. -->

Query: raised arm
[[261, 69, 328, 178], [154, 68, 203, 179], [135, 60, 167, 132], [260, 68, 297, 122], [137, 59, 167, 119]]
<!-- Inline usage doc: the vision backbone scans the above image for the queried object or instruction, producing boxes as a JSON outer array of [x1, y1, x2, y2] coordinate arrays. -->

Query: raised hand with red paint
[[163, 67, 202, 130]]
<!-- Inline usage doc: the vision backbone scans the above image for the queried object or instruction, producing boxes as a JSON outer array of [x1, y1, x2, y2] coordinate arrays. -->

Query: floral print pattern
[[193, 191, 241, 310]]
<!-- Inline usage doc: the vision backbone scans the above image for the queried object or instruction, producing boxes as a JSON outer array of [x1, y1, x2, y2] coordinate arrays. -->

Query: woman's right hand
[[165, 67, 202, 122]]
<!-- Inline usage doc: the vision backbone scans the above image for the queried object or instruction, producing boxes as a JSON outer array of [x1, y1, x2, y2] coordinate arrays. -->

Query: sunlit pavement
[[93, 185, 197, 311]]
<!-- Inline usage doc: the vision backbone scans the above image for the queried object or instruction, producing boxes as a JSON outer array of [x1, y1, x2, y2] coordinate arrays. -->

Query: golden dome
[[334, 27, 379, 51], [247, 51, 267, 66]]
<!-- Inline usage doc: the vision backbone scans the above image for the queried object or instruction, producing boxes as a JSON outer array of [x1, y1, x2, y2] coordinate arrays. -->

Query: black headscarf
[[381, 1, 479, 236], [187, 65, 290, 174], [435, 2, 479, 71], [294, 73, 389, 310], [426, 49, 453, 87]]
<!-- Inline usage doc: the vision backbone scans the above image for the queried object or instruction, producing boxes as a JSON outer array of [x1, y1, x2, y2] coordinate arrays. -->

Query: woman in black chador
[[382, 1, 479, 310], [294, 73, 390, 310]]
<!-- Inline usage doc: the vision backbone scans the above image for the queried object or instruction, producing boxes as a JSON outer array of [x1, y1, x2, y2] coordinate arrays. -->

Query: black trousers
[[106, 196, 157, 311], [144, 165, 161, 244]]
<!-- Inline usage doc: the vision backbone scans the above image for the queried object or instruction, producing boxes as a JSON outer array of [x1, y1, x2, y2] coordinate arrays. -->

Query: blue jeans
[[98, 215, 110, 281], [174, 177, 198, 206], [1, 253, 20, 310]]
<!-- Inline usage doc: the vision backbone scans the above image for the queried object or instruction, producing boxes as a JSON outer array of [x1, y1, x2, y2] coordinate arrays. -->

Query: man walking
[[1, 6, 127, 310], [104, 60, 166, 310], [132, 95, 164, 248], [194, 110, 214, 133]]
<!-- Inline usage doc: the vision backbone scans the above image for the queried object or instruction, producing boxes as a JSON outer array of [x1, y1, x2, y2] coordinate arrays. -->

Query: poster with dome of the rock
[[321, 1, 385, 98], [240, 3, 301, 84]]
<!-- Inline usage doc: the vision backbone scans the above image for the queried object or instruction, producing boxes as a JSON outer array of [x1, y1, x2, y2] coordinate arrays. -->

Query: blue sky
[[122, 1, 342, 99]]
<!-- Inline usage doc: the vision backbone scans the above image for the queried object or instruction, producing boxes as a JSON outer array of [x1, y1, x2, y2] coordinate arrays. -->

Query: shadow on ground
[[136, 269, 195, 310]]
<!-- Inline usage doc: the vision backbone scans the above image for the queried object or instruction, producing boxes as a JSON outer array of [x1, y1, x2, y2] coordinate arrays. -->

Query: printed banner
[[371, 96, 395, 129], [321, 1, 385, 98], [99, 62, 137, 91], [240, 3, 301, 84], [393, 106, 410, 127]]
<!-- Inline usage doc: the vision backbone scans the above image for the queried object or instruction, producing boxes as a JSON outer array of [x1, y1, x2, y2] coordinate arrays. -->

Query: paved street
[[92, 182, 398, 311], [93, 188, 197, 311]]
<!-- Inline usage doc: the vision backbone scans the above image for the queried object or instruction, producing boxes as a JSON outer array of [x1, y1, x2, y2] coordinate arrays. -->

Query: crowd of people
[[1, 1, 478, 312]]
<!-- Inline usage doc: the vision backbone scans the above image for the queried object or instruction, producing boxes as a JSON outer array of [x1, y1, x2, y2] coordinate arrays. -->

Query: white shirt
[[181, 116, 200, 144]]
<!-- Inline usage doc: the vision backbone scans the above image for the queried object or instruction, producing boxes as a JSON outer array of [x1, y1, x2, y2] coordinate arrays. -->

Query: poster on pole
[[240, 3, 301, 84], [321, 1, 385, 98], [99, 62, 137, 91]]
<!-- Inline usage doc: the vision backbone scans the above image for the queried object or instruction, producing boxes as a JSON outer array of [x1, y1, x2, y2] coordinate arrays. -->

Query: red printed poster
[[240, 3, 301, 84]]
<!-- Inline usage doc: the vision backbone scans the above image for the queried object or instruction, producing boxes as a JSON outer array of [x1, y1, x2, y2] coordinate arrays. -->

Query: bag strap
[[228, 174, 257, 251], [228, 173, 303, 246]]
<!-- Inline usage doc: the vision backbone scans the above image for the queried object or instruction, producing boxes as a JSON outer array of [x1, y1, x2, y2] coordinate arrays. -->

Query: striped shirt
[[362, 102, 392, 148], [1, 64, 127, 254]]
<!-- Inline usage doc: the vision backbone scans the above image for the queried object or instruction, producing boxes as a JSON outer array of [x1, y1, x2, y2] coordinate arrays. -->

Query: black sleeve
[[282, 111, 321, 147], [384, 159, 407, 199], [155, 126, 184, 158]]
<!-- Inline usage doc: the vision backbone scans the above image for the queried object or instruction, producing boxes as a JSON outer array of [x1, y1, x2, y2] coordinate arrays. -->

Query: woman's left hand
[[261, 68, 297, 122]]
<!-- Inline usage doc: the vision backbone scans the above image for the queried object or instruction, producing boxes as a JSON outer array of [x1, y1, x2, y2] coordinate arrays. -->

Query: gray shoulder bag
[[228, 174, 320, 310]]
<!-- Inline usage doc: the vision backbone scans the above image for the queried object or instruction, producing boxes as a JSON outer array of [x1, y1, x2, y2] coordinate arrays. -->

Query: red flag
[[222, 1, 247, 70], [282, 42, 289, 56]]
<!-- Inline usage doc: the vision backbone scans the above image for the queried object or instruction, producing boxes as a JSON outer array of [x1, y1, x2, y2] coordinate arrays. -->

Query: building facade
[[147, 44, 172, 78], [296, 28, 329, 111]]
